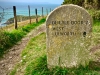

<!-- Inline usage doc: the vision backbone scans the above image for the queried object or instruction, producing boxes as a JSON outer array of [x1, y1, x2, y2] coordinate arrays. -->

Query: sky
[[0, 0, 64, 4]]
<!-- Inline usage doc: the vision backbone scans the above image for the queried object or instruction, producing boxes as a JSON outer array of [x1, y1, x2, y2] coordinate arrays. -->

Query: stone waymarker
[[46, 4, 93, 68]]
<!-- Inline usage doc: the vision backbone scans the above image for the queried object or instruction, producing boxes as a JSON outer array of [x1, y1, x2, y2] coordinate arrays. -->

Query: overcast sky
[[0, 0, 64, 4]]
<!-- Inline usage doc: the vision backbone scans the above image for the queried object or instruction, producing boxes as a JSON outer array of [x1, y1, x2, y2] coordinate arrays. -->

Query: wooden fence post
[[42, 7, 44, 18], [35, 8, 38, 23], [50, 8, 51, 12], [28, 5, 31, 24], [13, 6, 17, 29], [46, 9, 48, 16]]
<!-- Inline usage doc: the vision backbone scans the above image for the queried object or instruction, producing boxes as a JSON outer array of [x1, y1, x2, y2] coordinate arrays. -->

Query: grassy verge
[[6, 15, 41, 24], [10, 32, 46, 75], [93, 19, 100, 33], [92, 19, 100, 46], [0, 18, 46, 57], [10, 31, 100, 75]]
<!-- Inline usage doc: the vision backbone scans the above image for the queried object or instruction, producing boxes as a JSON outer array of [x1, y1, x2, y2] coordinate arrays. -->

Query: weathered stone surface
[[46, 4, 93, 68]]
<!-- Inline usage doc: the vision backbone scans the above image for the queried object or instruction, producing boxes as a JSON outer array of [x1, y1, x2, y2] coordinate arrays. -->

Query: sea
[[0, 2, 60, 27]]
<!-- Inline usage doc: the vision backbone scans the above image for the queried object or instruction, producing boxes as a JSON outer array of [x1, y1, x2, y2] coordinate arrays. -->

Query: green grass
[[0, 18, 46, 57], [93, 19, 100, 33], [10, 22, 100, 75], [92, 19, 100, 46]]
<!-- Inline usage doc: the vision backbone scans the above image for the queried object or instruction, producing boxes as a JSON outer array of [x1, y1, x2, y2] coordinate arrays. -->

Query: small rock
[[9, 67, 12, 70], [16, 42, 21, 45], [2, 64, 5, 67], [10, 48, 15, 51], [9, 57, 12, 59]]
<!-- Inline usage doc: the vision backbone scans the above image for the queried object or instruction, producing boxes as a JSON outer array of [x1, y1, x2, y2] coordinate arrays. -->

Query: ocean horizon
[[0, 2, 61, 26]]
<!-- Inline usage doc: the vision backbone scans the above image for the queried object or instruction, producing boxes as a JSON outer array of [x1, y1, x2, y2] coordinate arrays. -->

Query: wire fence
[[0, 5, 54, 29]]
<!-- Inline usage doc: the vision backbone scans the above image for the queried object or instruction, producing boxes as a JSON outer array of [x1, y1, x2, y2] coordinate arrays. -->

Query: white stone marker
[[46, 4, 93, 68]]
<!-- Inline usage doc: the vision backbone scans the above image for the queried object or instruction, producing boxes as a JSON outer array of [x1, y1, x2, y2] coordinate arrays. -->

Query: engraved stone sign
[[46, 4, 92, 68]]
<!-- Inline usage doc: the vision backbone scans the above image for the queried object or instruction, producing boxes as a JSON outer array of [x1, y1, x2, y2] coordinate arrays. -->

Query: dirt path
[[0, 23, 46, 75]]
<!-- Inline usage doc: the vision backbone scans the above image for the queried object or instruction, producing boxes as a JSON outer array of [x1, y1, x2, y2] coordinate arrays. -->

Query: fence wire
[[0, 5, 54, 28]]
